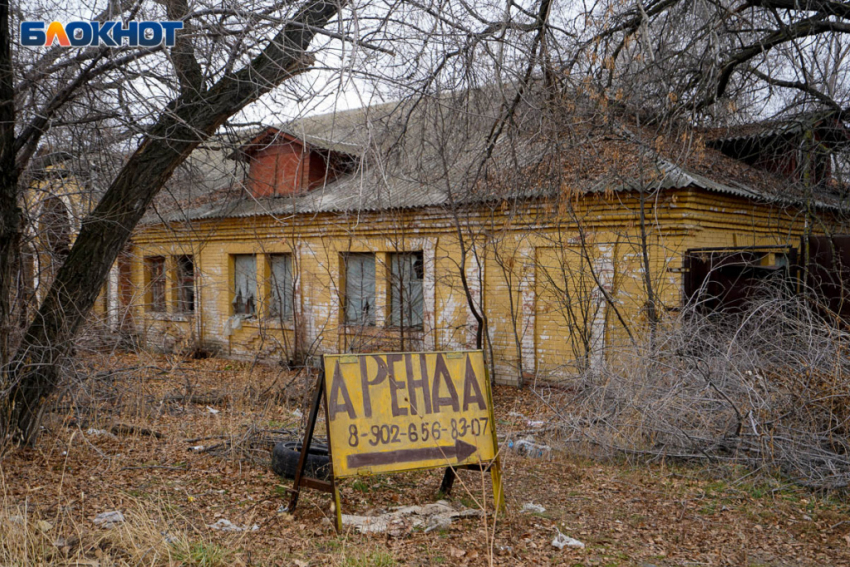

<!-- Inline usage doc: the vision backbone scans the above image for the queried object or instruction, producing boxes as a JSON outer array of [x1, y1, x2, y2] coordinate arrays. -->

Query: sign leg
[[439, 466, 457, 496], [332, 484, 343, 532], [287, 369, 325, 512], [490, 458, 506, 513], [321, 369, 344, 533]]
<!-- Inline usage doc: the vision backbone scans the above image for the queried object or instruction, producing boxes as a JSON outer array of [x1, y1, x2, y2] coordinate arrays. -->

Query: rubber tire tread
[[272, 442, 331, 481]]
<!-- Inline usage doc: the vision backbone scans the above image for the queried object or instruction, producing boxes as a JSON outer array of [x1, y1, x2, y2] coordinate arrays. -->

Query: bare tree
[[4, 0, 850, 446], [1, 0, 348, 444]]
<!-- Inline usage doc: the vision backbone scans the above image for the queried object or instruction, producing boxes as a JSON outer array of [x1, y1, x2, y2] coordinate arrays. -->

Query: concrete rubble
[[342, 500, 482, 535], [208, 518, 259, 532]]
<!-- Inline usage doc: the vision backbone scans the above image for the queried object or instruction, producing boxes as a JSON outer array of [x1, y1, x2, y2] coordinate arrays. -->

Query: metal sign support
[[286, 360, 344, 532]]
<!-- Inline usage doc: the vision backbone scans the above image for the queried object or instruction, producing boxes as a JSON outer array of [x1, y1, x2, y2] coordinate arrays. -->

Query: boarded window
[[232, 255, 257, 316], [344, 253, 376, 326], [269, 254, 294, 320], [390, 252, 424, 328], [175, 255, 195, 313], [146, 256, 166, 312]]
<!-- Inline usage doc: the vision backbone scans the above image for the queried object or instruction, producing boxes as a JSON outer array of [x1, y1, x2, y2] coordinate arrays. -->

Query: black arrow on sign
[[347, 439, 478, 469]]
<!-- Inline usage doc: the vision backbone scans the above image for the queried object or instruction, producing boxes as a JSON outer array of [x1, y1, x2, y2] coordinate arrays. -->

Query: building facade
[[106, 104, 850, 384]]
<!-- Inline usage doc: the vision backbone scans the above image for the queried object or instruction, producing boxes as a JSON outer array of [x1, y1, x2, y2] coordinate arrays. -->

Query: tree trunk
[[1, 0, 344, 445], [0, 0, 21, 370]]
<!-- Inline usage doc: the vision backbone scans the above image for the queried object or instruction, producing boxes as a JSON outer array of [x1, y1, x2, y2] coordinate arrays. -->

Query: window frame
[[389, 251, 425, 330], [232, 254, 258, 317], [343, 252, 377, 326], [175, 255, 195, 313], [145, 256, 166, 313], [268, 253, 294, 321]]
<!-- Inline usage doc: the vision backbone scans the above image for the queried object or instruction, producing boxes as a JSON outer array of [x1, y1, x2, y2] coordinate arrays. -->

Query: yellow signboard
[[323, 350, 498, 479]]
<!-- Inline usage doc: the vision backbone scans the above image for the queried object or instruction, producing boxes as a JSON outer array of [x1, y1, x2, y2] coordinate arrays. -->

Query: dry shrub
[[547, 291, 850, 490]]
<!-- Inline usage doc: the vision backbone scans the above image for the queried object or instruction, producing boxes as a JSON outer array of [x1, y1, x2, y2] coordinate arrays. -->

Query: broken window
[[175, 255, 195, 313], [684, 246, 797, 313], [232, 254, 257, 316], [269, 254, 293, 320], [146, 256, 166, 312], [344, 253, 376, 326], [390, 252, 424, 328]]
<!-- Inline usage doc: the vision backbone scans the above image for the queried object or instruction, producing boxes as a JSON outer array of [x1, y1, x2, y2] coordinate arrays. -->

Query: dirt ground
[[2, 351, 849, 566]]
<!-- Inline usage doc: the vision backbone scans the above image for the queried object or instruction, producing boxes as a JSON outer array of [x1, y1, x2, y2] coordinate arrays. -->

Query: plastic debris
[[208, 519, 259, 532], [93, 510, 125, 528], [552, 529, 585, 550], [521, 503, 546, 514], [206, 406, 220, 415]]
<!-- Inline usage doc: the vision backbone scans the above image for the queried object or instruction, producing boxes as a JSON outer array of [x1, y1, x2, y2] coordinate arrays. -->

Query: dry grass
[[1, 347, 850, 565], [1, 462, 244, 567]]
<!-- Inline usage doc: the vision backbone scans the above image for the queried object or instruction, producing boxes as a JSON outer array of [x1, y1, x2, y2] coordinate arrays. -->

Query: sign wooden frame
[[286, 351, 505, 532]]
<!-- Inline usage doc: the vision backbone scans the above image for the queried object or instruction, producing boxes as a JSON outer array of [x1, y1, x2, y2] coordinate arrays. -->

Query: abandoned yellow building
[[108, 100, 849, 384], [17, 151, 105, 323]]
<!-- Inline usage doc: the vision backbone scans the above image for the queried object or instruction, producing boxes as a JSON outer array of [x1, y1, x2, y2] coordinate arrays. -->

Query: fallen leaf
[[449, 546, 466, 558], [36, 520, 52, 532]]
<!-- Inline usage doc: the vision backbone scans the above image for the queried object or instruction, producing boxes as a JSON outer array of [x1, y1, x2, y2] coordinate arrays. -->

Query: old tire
[[272, 441, 331, 481]]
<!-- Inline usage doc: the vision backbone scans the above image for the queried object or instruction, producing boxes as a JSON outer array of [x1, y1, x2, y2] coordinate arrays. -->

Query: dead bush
[[545, 291, 850, 490]]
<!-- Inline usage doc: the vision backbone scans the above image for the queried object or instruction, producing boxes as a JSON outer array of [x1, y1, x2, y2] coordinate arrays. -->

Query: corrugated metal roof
[[144, 101, 844, 225], [152, 156, 834, 224], [704, 110, 847, 146]]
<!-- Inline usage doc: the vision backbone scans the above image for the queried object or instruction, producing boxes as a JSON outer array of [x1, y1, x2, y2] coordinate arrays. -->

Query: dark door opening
[[684, 246, 798, 314]]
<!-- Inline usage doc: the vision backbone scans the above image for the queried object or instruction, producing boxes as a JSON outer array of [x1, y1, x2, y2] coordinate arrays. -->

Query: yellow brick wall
[[126, 188, 847, 383]]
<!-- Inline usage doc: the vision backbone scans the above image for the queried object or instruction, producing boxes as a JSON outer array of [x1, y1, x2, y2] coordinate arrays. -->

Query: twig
[[111, 424, 164, 439], [121, 465, 189, 471]]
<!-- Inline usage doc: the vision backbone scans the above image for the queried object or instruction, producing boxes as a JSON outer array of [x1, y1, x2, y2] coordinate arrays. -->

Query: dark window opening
[[176, 255, 195, 313], [146, 256, 166, 312], [42, 197, 71, 260], [804, 235, 850, 320]]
